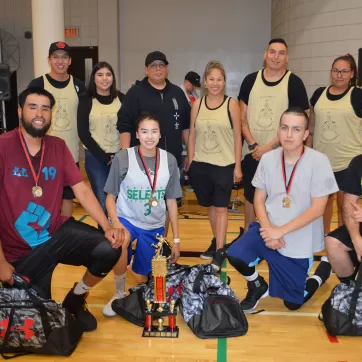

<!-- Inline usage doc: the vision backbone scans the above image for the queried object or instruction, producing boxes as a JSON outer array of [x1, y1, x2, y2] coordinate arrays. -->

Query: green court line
[[78, 215, 88, 222], [217, 243, 228, 362]]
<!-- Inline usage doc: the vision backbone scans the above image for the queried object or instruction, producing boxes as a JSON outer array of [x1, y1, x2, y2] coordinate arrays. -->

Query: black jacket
[[117, 77, 190, 166]]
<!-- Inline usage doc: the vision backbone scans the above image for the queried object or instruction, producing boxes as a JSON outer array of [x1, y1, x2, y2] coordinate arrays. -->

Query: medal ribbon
[[18, 128, 45, 187], [138, 147, 159, 196], [281, 146, 304, 195]]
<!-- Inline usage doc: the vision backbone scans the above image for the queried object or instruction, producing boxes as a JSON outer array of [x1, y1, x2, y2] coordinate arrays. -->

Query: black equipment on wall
[[358, 48, 362, 86], [0, 63, 11, 101], [4, 71, 19, 132]]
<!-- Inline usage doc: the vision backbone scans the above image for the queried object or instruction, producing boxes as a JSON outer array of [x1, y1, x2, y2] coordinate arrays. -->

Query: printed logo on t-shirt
[[126, 187, 166, 217], [12, 167, 28, 178], [14, 202, 51, 248], [11, 167, 57, 181], [254, 96, 276, 132], [53, 98, 71, 131], [319, 109, 341, 144]]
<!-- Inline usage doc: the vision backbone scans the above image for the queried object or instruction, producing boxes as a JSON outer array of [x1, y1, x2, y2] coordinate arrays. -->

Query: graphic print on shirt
[[53, 98, 71, 131], [172, 98, 180, 130], [103, 113, 119, 146], [320, 109, 340, 144], [255, 97, 275, 131], [14, 202, 51, 248], [202, 121, 221, 154]]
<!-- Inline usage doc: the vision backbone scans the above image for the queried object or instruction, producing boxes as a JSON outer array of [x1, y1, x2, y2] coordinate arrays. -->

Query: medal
[[149, 197, 158, 207], [32, 186, 43, 198], [281, 147, 304, 208], [138, 147, 159, 208], [19, 128, 45, 198]]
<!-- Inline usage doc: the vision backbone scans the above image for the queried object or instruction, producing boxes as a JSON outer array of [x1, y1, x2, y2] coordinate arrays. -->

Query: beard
[[20, 117, 51, 138]]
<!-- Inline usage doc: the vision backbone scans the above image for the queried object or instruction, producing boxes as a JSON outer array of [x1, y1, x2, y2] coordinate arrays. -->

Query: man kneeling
[[0, 88, 127, 331], [223, 108, 338, 312]]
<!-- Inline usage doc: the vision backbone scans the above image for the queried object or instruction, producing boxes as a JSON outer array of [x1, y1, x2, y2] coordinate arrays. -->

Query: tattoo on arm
[[271, 142, 280, 150], [342, 205, 356, 225], [241, 119, 248, 127]]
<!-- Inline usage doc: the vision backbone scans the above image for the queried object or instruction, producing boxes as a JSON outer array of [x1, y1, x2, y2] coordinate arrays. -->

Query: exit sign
[[64, 27, 79, 38]]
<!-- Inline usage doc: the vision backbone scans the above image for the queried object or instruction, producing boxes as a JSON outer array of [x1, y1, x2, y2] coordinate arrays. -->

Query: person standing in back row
[[28, 41, 86, 217], [238, 38, 309, 232]]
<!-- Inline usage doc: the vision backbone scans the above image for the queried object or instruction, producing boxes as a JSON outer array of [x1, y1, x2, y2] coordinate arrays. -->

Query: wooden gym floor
[[23, 171, 362, 362]]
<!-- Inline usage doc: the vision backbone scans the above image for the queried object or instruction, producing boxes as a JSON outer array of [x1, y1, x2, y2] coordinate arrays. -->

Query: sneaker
[[103, 291, 126, 317], [312, 257, 332, 286], [224, 227, 244, 249], [240, 276, 269, 313], [200, 237, 216, 260], [62, 287, 97, 332], [211, 247, 227, 272]]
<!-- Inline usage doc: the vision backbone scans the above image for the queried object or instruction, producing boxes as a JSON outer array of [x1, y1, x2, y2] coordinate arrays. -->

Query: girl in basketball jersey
[[308, 54, 362, 233], [77, 62, 124, 217], [187, 60, 242, 271], [102, 112, 182, 317]]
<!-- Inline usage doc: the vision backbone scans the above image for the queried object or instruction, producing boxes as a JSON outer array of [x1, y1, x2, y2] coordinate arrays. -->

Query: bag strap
[[347, 262, 362, 321], [0, 308, 32, 360]]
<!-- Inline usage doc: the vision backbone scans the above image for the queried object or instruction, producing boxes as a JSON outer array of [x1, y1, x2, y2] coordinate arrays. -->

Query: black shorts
[[62, 162, 80, 200], [12, 218, 121, 298], [334, 168, 349, 191], [328, 224, 361, 266], [241, 154, 259, 204], [189, 161, 234, 207]]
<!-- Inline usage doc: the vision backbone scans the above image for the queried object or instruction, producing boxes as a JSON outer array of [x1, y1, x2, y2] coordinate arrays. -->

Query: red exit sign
[[64, 27, 79, 38]]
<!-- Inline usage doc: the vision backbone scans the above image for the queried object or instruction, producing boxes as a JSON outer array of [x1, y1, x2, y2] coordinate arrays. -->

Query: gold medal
[[32, 185, 43, 198], [149, 197, 158, 207], [282, 197, 291, 208]]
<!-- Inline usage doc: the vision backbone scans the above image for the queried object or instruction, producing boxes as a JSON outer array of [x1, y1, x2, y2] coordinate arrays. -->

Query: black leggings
[[12, 218, 121, 298]]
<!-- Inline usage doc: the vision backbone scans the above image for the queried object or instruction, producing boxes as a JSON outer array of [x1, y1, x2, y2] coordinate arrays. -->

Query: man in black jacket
[[117, 51, 190, 169]]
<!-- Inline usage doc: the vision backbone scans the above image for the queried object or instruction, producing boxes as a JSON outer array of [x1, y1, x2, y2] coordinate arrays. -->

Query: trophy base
[[142, 326, 179, 338]]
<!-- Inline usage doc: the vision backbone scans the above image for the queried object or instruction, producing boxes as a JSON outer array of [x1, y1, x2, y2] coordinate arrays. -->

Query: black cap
[[185, 71, 201, 87], [48, 41, 71, 57], [145, 51, 169, 67]]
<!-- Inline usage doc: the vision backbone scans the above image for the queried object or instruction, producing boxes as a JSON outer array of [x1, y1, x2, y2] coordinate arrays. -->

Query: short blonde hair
[[202, 60, 226, 96]]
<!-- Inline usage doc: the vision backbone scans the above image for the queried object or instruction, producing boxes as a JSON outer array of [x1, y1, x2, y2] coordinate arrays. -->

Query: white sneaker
[[102, 291, 126, 317]]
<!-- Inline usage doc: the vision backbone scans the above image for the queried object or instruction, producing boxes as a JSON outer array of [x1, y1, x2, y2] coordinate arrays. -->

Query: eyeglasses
[[332, 69, 351, 76], [149, 62, 166, 69]]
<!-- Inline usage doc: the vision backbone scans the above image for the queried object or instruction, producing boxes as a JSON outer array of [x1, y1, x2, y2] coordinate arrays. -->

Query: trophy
[[142, 234, 179, 338]]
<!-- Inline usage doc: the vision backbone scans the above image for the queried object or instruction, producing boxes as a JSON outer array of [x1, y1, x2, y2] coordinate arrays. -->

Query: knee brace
[[283, 300, 302, 311], [228, 255, 255, 276], [88, 240, 121, 277]]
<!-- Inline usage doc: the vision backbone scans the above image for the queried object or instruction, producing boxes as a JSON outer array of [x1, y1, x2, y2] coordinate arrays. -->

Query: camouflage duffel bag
[[0, 274, 83, 359]]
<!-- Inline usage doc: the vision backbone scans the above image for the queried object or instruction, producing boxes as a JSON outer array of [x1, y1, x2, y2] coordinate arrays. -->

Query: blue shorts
[[119, 217, 165, 276], [228, 222, 313, 305]]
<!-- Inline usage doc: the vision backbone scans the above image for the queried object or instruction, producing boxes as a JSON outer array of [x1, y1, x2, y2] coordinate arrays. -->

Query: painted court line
[[78, 215, 88, 222]]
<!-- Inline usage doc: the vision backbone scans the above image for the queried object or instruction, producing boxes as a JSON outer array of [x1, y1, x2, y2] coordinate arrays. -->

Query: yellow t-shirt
[[242, 70, 290, 158], [43, 75, 80, 162], [194, 96, 235, 167], [313, 87, 362, 171], [87, 96, 121, 153]]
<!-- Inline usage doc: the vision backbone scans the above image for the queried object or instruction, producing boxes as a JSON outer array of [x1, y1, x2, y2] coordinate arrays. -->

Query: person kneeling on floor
[[0, 87, 128, 332], [215, 107, 338, 313]]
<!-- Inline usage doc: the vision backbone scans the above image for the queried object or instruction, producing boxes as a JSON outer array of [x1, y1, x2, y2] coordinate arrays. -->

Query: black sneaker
[[63, 287, 97, 332], [312, 257, 332, 286], [224, 227, 244, 249], [211, 247, 227, 272], [240, 276, 269, 313], [200, 237, 216, 260]]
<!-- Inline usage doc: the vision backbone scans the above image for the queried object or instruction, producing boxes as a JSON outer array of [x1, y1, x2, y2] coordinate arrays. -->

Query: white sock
[[73, 280, 92, 295], [114, 272, 126, 294], [245, 270, 259, 282], [321, 256, 329, 263]]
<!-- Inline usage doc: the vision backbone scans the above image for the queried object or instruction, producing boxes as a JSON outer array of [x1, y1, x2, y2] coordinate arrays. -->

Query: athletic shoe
[[211, 247, 227, 272], [103, 291, 126, 317], [312, 257, 332, 286], [240, 276, 269, 313], [63, 287, 97, 332], [200, 237, 216, 260]]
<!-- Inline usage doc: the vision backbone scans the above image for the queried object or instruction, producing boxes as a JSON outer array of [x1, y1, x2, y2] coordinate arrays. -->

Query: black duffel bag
[[0, 274, 83, 359], [320, 263, 362, 336], [180, 265, 248, 339]]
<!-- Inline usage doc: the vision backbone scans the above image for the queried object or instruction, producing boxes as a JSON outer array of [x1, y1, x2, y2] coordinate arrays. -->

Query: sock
[[228, 255, 256, 276], [309, 275, 323, 287], [338, 275, 355, 285], [321, 256, 329, 263], [73, 280, 92, 295], [245, 270, 259, 282], [115, 272, 126, 294]]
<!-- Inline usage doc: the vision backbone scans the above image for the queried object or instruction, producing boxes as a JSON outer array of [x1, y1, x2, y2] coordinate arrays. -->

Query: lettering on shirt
[[126, 188, 166, 201]]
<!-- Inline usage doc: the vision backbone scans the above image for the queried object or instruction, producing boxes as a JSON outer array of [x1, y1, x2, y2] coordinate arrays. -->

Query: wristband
[[248, 142, 258, 151], [173, 238, 181, 244]]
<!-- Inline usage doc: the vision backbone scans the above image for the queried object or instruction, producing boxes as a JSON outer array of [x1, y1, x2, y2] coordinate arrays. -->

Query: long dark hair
[[331, 54, 359, 87], [87, 61, 118, 99]]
